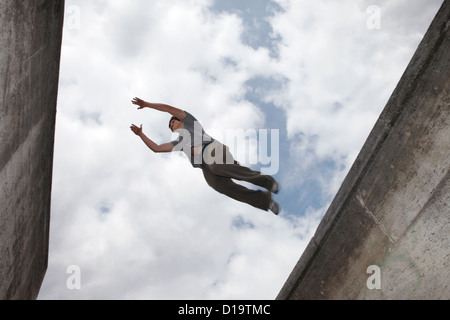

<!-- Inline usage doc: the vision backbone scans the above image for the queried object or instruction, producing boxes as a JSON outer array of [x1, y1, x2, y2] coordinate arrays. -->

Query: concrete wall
[[277, 1, 450, 300], [0, 1, 64, 299]]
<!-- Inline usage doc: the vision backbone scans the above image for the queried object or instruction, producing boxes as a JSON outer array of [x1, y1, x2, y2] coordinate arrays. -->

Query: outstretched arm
[[130, 124, 174, 153], [132, 97, 186, 119]]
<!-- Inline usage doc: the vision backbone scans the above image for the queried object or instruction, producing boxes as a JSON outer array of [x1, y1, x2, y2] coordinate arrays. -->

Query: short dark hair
[[169, 116, 181, 131]]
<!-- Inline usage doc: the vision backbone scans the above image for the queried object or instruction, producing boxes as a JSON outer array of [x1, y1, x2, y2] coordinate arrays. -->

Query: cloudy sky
[[38, 0, 443, 299]]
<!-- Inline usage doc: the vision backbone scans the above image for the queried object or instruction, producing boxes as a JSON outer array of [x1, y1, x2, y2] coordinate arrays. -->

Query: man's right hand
[[132, 97, 148, 110], [130, 124, 143, 136]]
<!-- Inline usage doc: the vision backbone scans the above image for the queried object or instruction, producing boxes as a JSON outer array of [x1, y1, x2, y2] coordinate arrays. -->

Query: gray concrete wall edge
[[276, 0, 450, 300], [0, 1, 65, 299]]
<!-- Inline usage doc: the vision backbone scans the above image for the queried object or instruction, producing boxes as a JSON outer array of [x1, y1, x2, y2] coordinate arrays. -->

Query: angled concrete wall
[[0, 1, 64, 299], [278, 1, 450, 300]]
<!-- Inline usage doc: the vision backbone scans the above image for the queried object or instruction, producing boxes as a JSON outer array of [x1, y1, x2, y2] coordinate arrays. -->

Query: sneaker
[[270, 179, 281, 194], [269, 200, 280, 215]]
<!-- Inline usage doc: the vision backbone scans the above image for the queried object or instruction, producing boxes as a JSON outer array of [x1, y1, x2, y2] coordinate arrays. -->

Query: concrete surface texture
[[0, 1, 64, 299], [277, 1, 450, 300]]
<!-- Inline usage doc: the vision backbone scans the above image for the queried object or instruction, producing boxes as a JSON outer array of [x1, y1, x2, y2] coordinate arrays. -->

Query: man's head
[[169, 116, 182, 132]]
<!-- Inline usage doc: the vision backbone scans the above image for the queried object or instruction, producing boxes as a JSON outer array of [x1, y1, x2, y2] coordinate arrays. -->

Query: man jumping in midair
[[130, 97, 281, 215]]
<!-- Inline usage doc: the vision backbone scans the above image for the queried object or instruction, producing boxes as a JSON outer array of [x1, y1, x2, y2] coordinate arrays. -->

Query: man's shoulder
[[184, 111, 197, 120]]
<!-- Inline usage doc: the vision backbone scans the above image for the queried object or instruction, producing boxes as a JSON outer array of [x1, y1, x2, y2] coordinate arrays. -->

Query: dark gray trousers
[[201, 141, 274, 211]]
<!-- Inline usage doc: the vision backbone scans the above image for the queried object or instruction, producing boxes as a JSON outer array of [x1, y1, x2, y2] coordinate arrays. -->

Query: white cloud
[[39, 0, 443, 299], [41, 0, 296, 299], [266, 0, 442, 193]]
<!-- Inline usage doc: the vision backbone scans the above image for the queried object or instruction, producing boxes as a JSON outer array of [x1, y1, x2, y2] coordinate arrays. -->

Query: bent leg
[[204, 142, 276, 190], [202, 166, 271, 211], [209, 162, 275, 190]]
